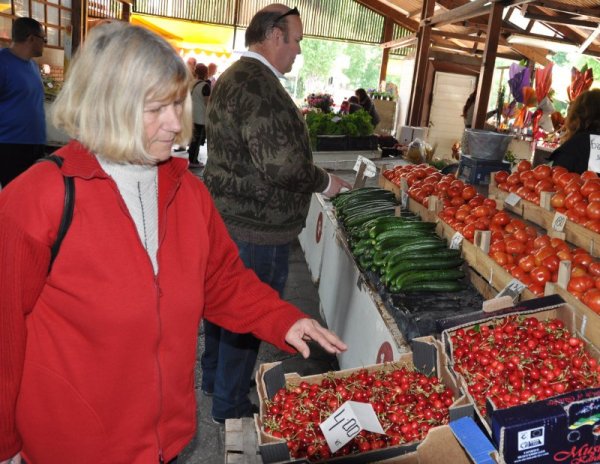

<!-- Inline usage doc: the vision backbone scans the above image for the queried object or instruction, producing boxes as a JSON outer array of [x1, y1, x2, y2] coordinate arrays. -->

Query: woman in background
[[0, 22, 346, 464], [550, 89, 600, 174], [355, 88, 380, 127]]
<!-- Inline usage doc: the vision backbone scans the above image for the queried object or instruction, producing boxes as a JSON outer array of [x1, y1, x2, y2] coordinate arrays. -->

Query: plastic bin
[[457, 155, 511, 185], [464, 129, 513, 161]]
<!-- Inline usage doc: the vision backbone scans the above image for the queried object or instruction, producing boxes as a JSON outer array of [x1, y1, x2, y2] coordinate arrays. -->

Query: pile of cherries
[[450, 315, 600, 416], [262, 366, 455, 461]]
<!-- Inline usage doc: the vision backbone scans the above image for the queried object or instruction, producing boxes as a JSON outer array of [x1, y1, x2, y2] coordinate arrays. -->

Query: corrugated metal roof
[[133, 0, 409, 45]]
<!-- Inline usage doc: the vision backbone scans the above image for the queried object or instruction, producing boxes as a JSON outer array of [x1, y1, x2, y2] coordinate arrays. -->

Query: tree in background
[[343, 42, 381, 90]]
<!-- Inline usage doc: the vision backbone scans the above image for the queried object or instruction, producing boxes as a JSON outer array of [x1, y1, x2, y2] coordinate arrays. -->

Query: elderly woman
[[550, 89, 600, 174], [0, 22, 346, 464]]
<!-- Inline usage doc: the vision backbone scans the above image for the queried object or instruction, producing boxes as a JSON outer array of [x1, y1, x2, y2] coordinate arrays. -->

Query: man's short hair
[[52, 22, 192, 164], [245, 7, 299, 47], [12, 17, 43, 43]]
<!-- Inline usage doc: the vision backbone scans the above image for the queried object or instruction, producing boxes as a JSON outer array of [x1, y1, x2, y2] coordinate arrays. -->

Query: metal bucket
[[463, 129, 513, 161]]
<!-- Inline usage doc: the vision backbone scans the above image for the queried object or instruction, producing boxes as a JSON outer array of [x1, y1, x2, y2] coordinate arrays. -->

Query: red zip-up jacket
[[0, 140, 305, 463]]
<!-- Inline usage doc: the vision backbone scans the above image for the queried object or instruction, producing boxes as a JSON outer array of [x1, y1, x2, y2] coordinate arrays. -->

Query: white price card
[[496, 278, 527, 302], [449, 232, 464, 250], [401, 190, 409, 209], [552, 211, 568, 232], [319, 401, 384, 453], [352, 156, 377, 178], [504, 193, 521, 207]]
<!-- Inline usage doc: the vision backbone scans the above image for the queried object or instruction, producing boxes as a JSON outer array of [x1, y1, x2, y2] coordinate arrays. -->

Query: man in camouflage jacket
[[202, 3, 350, 424]]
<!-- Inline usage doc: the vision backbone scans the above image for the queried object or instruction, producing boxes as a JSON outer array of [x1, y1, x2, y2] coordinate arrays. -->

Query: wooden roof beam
[[380, 34, 418, 49], [529, 1, 600, 20], [354, 0, 420, 32], [422, 0, 538, 28], [523, 12, 599, 29]]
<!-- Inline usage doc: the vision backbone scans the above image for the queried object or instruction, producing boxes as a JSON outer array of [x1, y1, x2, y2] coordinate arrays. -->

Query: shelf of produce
[[489, 177, 600, 258], [304, 193, 411, 369]]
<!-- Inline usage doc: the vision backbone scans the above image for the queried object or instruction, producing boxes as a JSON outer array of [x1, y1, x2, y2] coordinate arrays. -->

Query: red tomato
[[541, 255, 560, 273], [491, 211, 510, 226], [534, 246, 556, 266], [505, 239, 526, 255], [533, 164, 552, 180], [551, 166, 568, 184], [535, 179, 555, 195], [583, 288, 600, 312], [462, 186, 477, 201], [495, 171, 509, 184], [581, 180, 600, 198], [533, 235, 552, 249], [483, 198, 497, 209], [506, 173, 521, 186], [588, 262, 600, 277], [551, 192, 566, 209], [582, 171, 599, 181], [586, 201, 600, 220], [573, 252, 593, 269], [530, 266, 551, 285], [568, 276, 595, 294], [491, 251, 509, 266], [589, 191, 600, 203], [517, 160, 532, 172], [518, 255, 536, 273], [573, 201, 590, 218], [565, 192, 585, 210]]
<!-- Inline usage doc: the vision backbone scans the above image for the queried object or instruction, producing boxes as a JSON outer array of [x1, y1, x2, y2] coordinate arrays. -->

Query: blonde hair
[[52, 22, 192, 164], [563, 89, 600, 144]]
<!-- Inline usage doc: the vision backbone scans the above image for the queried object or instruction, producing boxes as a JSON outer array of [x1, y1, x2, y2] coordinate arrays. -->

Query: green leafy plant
[[305, 110, 374, 149]]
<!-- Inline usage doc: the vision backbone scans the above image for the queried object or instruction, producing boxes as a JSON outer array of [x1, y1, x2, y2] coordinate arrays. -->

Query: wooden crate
[[489, 174, 600, 258], [225, 418, 262, 464]]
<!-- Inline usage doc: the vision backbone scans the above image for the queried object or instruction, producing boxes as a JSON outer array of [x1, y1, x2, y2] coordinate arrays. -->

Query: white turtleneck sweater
[[97, 157, 159, 274]]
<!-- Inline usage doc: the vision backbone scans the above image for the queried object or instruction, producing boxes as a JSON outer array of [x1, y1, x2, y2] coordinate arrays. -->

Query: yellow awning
[[130, 14, 234, 58]]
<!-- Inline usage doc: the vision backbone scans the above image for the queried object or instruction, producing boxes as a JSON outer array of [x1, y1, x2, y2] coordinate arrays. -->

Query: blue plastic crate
[[457, 155, 511, 185]]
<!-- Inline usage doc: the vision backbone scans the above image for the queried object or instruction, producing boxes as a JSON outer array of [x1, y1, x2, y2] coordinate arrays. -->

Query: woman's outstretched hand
[[285, 318, 347, 359]]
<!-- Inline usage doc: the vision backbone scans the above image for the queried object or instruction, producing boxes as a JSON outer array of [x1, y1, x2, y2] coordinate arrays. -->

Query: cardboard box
[[440, 294, 600, 464], [397, 126, 429, 145], [255, 337, 471, 463]]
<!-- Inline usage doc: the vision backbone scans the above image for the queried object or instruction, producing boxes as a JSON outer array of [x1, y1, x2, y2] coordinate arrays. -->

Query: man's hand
[[285, 318, 347, 359], [323, 174, 352, 198]]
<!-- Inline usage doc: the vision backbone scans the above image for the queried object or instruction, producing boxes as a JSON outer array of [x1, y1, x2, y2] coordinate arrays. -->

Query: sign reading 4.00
[[320, 401, 384, 453]]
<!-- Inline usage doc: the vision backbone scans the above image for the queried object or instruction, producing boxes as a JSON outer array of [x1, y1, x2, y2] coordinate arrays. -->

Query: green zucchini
[[385, 248, 462, 271], [395, 269, 465, 289], [385, 257, 463, 282], [401, 281, 467, 292]]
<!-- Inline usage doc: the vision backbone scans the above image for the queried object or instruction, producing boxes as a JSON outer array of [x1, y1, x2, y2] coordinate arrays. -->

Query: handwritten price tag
[[352, 156, 377, 178], [504, 193, 521, 207], [401, 190, 409, 209], [449, 232, 464, 250], [552, 212, 567, 232], [320, 401, 384, 453], [496, 278, 527, 302]]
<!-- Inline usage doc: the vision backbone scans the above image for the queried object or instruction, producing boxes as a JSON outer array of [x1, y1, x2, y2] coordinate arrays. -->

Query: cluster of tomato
[[495, 161, 600, 233], [382, 164, 441, 198], [261, 367, 454, 461], [450, 315, 600, 416], [434, 181, 600, 311]]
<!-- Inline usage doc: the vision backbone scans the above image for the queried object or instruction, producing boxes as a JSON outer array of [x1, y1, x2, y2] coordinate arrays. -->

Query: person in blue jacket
[[0, 17, 46, 188]]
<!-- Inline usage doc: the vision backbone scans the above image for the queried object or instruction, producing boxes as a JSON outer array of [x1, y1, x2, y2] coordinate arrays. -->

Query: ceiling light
[[507, 34, 579, 53]]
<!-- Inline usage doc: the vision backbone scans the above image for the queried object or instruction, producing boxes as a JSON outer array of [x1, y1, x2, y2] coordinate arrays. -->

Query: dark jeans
[[187, 124, 206, 163], [0, 143, 45, 188], [201, 239, 290, 420]]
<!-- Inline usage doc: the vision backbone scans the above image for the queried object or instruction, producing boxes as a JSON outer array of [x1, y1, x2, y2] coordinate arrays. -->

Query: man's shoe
[[212, 404, 259, 425]]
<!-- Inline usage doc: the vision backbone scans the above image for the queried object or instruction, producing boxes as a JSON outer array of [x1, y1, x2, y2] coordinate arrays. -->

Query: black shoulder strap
[[37, 155, 75, 273]]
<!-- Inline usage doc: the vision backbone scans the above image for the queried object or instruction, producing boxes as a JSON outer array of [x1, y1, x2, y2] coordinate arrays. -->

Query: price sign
[[401, 190, 409, 209], [552, 212, 567, 232], [504, 193, 521, 207], [320, 401, 384, 453], [450, 232, 464, 250], [352, 156, 377, 178], [496, 278, 527, 302]]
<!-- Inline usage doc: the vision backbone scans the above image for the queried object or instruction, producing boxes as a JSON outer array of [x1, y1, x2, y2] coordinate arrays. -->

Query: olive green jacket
[[204, 56, 329, 245]]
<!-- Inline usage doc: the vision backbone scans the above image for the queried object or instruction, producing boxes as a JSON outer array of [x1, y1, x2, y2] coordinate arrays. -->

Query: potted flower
[[305, 92, 335, 113]]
